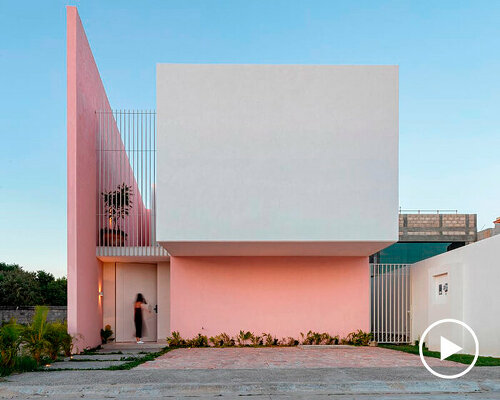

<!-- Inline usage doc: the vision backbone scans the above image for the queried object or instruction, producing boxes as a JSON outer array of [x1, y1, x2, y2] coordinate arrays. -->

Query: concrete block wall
[[398, 214, 476, 243], [0, 306, 67, 325]]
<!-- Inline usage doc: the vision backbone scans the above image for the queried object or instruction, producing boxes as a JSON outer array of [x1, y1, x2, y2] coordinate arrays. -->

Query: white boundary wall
[[411, 235, 500, 357]]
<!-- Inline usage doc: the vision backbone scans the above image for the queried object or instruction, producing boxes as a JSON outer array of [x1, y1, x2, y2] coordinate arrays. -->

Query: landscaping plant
[[0, 319, 22, 368], [237, 330, 253, 346], [61, 323, 74, 357], [44, 321, 70, 360], [342, 330, 372, 346], [187, 334, 209, 347], [21, 306, 49, 364], [165, 330, 373, 348], [251, 334, 263, 346], [209, 332, 235, 347], [100, 324, 113, 344], [166, 331, 186, 347], [0, 308, 74, 376], [262, 333, 278, 346]]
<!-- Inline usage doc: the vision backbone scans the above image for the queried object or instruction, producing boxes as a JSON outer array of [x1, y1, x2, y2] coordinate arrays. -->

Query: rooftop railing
[[399, 208, 458, 214]]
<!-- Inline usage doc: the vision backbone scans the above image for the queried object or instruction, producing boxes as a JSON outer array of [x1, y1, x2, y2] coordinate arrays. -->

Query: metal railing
[[399, 208, 458, 214], [371, 264, 411, 343], [96, 110, 167, 257]]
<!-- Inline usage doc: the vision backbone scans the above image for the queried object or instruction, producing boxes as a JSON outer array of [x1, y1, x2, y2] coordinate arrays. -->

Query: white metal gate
[[370, 264, 411, 343]]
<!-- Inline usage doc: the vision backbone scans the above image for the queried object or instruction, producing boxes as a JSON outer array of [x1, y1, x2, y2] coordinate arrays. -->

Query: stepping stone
[[44, 360, 128, 370], [65, 354, 135, 361]]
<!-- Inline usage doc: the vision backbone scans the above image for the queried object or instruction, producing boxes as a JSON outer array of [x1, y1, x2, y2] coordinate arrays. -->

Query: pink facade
[[67, 6, 103, 350], [170, 256, 370, 339], [67, 7, 393, 349], [67, 7, 150, 350]]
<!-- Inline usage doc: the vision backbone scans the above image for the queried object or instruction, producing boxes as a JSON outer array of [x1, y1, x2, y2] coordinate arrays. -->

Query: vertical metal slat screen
[[370, 264, 411, 343], [96, 110, 167, 257]]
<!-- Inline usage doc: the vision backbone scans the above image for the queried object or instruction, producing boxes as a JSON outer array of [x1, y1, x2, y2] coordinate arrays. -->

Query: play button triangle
[[440, 336, 462, 360]]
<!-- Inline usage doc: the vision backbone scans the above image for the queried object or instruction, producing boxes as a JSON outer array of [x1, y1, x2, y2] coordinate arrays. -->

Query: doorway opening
[[115, 263, 157, 342]]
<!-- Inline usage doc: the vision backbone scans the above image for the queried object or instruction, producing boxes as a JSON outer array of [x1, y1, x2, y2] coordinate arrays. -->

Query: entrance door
[[116, 263, 157, 342]]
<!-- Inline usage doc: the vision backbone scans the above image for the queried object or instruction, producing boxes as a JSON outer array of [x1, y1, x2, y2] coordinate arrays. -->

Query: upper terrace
[[398, 209, 477, 243], [95, 110, 168, 260]]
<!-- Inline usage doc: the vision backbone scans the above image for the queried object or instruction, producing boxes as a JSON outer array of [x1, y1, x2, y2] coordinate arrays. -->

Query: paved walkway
[[139, 346, 463, 370], [1, 347, 499, 399], [44, 341, 164, 371]]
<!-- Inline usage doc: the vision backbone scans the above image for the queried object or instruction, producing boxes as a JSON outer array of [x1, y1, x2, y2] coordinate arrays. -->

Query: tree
[[0, 268, 42, 306], [0, 262, 21, 272], [0, 263, 67, 306], [45, 277, 67, 306]]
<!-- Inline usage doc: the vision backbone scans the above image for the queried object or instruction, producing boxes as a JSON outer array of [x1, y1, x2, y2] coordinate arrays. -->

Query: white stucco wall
[[411, 235, 500, 357], [156, 64, 399, 255]]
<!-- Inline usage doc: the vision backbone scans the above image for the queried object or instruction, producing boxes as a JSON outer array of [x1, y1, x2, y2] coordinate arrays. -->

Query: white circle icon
[[419, 318, 479, 379]]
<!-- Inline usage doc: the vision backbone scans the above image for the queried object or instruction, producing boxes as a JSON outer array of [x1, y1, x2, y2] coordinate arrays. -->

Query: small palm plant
[[0, 319, 22, 368], [44, 321, 68, 360], [237, 330, 253, 346], [166, 331, 186, 347], [21, 306, 49, 364], [61, 326, 74, 357]]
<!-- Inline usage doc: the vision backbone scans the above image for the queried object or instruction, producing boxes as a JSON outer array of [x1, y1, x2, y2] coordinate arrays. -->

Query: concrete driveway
[[138, 346, 462, 370], [1, 346, 499, 399]]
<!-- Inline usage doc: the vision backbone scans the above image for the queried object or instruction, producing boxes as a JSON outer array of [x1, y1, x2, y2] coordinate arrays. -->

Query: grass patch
[[380, 344, 500, 366], [0, 356, 40, 377]]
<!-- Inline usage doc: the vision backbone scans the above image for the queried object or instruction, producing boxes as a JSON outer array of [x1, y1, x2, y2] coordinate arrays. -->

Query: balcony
[[96, 110, 168, 260]]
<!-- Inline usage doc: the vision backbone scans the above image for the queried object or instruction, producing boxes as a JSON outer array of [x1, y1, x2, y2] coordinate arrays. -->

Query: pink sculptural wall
[[170, 256, 370, 339], [67, 6, 149, 350]]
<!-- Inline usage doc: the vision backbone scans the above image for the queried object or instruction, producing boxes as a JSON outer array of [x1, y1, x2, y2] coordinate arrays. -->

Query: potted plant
[[100, 325, 113, 344], [100, 183, 133, 246]]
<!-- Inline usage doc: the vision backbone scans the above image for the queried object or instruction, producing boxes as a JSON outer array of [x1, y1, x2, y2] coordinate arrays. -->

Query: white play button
[[440, 336, 462, 360], [419, 319, 479, 379]]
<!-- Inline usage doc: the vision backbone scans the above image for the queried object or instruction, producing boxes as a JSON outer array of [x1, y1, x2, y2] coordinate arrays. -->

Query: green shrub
[[61, 324, 74, 357], [323, 333, 339, 345], [44, 321, 69, 360], [14, 355, 38, 372], [251, 334, 263, 346], [209, 333, 235, 347], [162, 330, 372, 349], [100, 324, 113, 344], [0, 355, 39, 377], [0, 319, 22, 368], [279, 337, 298, 346], [21, 306, 49, 364], [166, 331, 186, 347], [237, 330, 253, 346], [301, 331, 319, 345], [262, 333, 277, 346], [187, 334, 209, 347], [342, 330, 372, 346]]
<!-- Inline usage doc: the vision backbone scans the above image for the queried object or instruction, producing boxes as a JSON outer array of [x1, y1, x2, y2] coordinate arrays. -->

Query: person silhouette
[[134, 293, 147, 344]]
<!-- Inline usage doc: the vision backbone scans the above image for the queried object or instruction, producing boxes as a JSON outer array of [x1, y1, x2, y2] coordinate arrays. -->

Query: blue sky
[[0, 0, 499, 276]]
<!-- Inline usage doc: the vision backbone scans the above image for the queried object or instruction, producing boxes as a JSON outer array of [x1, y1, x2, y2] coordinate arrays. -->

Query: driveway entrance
[[138, 346, 462, 370]]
